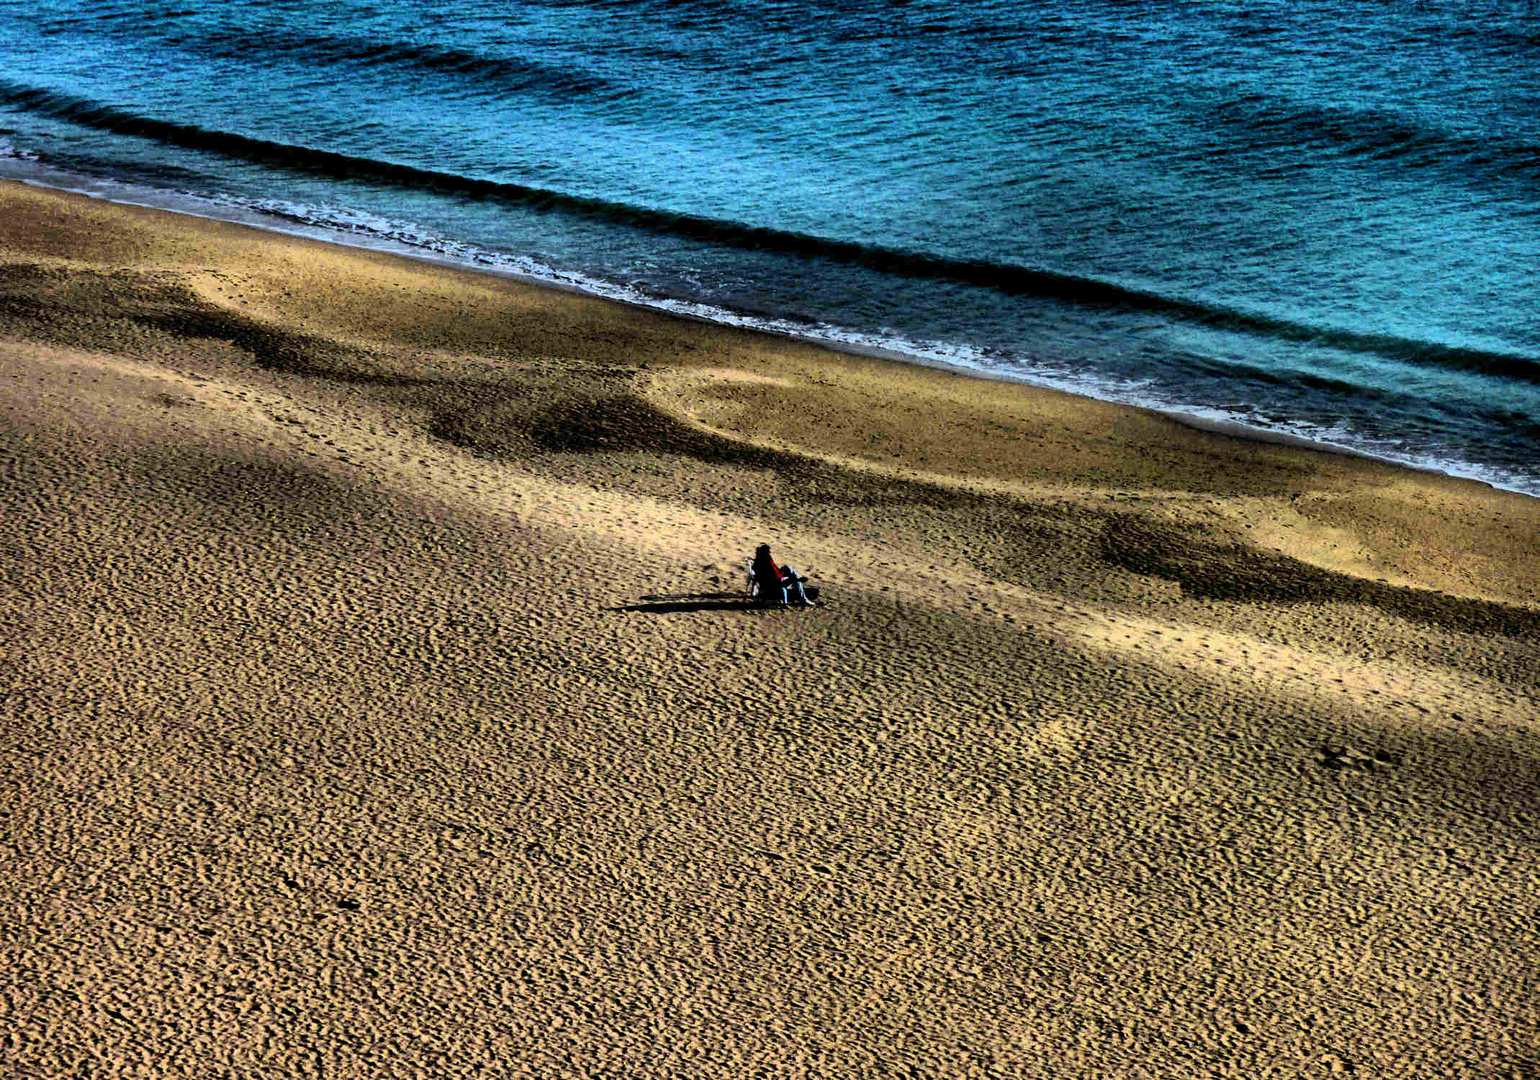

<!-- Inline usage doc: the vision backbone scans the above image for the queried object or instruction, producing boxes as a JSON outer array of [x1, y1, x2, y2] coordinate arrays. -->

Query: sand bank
[[2, 181, 1537, 1077]]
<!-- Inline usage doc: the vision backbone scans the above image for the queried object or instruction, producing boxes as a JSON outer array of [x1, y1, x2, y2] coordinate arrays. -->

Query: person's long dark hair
[[753, 544, 776, 576]]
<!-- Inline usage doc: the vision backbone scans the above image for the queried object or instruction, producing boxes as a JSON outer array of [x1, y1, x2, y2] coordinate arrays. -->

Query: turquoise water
[[2, 0, 1537, 492]]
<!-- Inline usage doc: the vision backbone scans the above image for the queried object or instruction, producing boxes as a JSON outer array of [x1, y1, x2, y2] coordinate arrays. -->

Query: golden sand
[[2, 181, 1537, 1076]]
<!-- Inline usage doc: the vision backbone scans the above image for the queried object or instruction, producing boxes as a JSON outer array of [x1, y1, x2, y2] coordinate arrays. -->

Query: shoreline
[[4, 162, 1532, 501]]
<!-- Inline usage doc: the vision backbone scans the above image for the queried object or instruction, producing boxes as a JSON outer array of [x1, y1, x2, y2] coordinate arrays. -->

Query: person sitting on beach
[[752, 544, 787, 606], [751, 544, 813, 608]]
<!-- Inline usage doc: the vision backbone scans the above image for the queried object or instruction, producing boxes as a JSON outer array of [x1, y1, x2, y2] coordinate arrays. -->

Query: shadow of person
[[638, 592, 747, 602], [606, 597, 763, 616], [608, 597, 762, 615]]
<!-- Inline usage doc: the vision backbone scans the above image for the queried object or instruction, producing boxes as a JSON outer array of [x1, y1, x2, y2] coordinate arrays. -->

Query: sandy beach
[[2, 180, 1537, 1076]]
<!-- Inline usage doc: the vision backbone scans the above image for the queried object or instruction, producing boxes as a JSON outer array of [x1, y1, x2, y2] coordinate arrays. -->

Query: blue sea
[[2, 0, 1538, 494]]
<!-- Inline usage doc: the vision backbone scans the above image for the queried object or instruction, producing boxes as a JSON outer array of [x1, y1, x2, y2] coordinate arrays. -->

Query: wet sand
[[2, 181, 1537, 1077]]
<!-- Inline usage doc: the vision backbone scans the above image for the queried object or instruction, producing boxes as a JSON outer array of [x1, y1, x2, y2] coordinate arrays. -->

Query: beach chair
[[745, 557, 819, 606], [746, 558, 782, 604], [745, 558, 790, 606]]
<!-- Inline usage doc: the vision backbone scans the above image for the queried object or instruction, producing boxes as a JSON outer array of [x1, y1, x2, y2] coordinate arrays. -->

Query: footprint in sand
[[1319, 745, 1402, 772]]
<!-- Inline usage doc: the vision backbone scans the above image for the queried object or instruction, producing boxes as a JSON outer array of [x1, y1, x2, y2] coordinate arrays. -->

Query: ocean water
[[2, 0, 1538, 494]]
